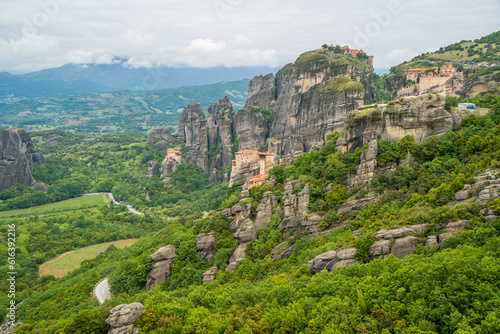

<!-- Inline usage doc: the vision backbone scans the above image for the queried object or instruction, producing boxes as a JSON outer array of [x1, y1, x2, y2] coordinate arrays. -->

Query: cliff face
[[233, 107, 269, 151], [245, 51, 374, 155], [177, 103, 209, 173], [207, 97, 236, 182], [174, 99, 237, 183], [0, 128, 45, 191], [336, 94, 455, 153]]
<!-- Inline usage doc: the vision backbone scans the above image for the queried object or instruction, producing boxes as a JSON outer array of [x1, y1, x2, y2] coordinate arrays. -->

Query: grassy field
[[39, 239, 139, 278], [0, 194, 106, 218]]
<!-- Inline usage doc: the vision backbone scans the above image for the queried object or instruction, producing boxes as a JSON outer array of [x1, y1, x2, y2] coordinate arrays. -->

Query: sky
[[0, 0, 499, 74]]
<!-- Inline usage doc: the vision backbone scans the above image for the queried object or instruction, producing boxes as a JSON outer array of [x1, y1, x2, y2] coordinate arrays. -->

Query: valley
[[1, 31, 500, 334]]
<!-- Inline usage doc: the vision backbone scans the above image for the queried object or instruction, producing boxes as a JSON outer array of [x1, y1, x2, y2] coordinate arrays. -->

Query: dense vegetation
[[0, 93, 498, 333], [411, 31, 500, 65]]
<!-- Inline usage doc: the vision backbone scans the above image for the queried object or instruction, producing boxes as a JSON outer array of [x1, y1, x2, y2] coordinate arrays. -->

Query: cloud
[[64, 50, 94, 64], [0, 0, 499, 72], [176, 38, 277, 68]]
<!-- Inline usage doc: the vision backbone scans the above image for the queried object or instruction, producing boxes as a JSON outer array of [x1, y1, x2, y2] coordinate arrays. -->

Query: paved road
[[94, 278, 111, 304], [85, 193, 143, 215]]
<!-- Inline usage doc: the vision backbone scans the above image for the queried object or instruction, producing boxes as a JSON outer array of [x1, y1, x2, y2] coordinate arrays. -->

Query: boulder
[[105, 303, 144, 334], [337, 248, 357, 260], [145, 245, 176, 291], [147, 127, 173, 145], [391, 236, 420, 260], [369, 239, 391, 259], [375, 227, 416, 240], [196, 233, 216, 263], [425, 235, 439, 249], [146, 162, 159, 178], [203, 266, 218, 283], [272, 244, 295, 262]]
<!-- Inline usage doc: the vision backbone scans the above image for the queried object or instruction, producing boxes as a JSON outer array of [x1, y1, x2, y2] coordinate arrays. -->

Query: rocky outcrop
[[307, 221, 469, 274], [196, 233, 216, 263], [461, 71, 500, 98], [147, 127, 173, 145], [277, 181, 310, 231], [105, 303, 144, 334], [452, 169, 500, 221], [347, 140, 378, 188], [226, 192, 277, 271], [177, 103, 209, 173], [160, 155, 181, 178], [145, 245, 176, 291], [308, 247, 357, 274], [245, 73, 276, 108], [234, 107, 269, 150], [146, 162, 159, 178], [228, 159, 261, 188], [0, 322, 23, 334], [203, 266, 218, 283], [207, 97, 236, 182], [336, 94, 455, 153], [0, 128, 45, 191], [245, 50, 374, 156]]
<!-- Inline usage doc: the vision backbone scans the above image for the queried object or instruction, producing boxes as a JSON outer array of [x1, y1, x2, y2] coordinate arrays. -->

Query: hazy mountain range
[[0, 62, 279, 99]]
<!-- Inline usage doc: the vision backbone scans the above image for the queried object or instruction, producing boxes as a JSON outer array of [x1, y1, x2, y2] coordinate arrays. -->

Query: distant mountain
[[0, 62, 279, 99], [0, 79, 251, 134]]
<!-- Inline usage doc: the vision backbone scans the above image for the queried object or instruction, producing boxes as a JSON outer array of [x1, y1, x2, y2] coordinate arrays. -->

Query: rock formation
[[226, 191, 277, 271], [105, 303, 144, 334], [0, 128, 45, 191], [172, 99, 238, 183], [207, 97, 236, 182], [336, 94, 455, 153], [307, 220, 469, 274], [245, 50, 374, 156], [146, 162, 159, 178], [195, 232, 216, 263], [347, 140, 378, 188], [177, 103, 209, 173], [145, 245, 176, 291], [308, 248, 357, 274], [203, 266, 218, 283], [169, 49, 375, 183], [277, 181, 310, 231], [147, 127, 173, 145], [234, 107, 269, 150], [453, 169, 500, 221]]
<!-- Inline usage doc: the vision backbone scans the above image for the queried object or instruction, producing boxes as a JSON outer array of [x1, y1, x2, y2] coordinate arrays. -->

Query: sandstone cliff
[[0, 128, 45, 191], [207, 97, 236, 183], [336, 94, 455, 153], [245, 50, 374, 156], [177, 103, 209, 173]]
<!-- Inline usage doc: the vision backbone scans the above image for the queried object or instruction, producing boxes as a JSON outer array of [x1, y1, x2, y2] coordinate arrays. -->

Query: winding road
[[94, 278, 111, 304], [85, 193, 143, 215]]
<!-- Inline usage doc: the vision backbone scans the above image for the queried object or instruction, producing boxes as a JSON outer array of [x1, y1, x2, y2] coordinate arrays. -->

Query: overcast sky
[[0, 0, 499, 73]]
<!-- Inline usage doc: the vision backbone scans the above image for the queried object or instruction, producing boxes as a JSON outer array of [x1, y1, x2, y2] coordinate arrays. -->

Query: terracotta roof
[[167, 150, 182, 154], [249, 174, 267, 182]]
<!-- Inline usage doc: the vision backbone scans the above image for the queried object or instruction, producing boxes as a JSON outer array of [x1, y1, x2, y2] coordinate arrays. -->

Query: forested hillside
[[0, 93, 499, 333]]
